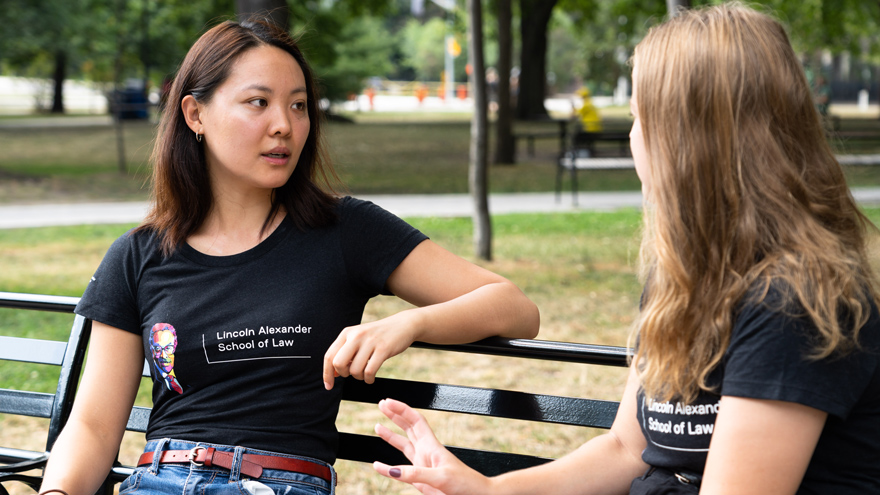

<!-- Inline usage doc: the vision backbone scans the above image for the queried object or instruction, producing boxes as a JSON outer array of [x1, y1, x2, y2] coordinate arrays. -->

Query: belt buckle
[[674, 472, 692, 484], [187, 446, 206, 466]]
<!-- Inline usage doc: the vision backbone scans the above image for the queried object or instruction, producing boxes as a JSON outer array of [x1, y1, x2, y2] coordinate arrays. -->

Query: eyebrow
[[242, 84, 307, 95]]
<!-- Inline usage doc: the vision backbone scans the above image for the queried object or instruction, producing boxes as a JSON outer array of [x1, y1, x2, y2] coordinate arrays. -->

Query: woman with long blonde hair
[[370, 3, 880, 494]]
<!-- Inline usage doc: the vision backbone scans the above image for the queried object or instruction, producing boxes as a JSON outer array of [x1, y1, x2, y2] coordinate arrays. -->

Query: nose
[[269, 104, 292, 137]]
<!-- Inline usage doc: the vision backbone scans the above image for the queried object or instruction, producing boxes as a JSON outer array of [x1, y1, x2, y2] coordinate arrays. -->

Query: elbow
[[521, 302, 540, 339], [506, 284, 540, 339]]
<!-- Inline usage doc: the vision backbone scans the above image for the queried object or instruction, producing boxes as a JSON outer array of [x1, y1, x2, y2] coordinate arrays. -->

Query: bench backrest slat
[[337, 432, 553, 477], [0, 337, 67, 365], [126, 406, 151, 433], [342, 377, 619, 428], [0, 389, 54, 418], [412, 340, 628, 366]]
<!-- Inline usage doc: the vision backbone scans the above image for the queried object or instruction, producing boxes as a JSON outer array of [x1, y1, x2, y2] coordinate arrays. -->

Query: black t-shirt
[[637, 286, 880, 493], [75, 197, 428, 464]]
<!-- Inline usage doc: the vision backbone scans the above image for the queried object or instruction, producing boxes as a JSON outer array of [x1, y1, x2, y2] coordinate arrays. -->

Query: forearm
[[490, 432, 647, 495], [406, 281, 540, 343], [41, 417, 126, 494], [41, 321, 144, 494]]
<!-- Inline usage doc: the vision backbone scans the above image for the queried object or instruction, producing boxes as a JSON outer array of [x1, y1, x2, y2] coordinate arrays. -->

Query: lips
[[263, 146, 290, 159], [261, 146, 291, 165]]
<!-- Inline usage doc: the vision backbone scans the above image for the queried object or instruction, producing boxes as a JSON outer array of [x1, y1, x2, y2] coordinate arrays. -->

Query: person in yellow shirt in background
[[575, 86, 602, 132]]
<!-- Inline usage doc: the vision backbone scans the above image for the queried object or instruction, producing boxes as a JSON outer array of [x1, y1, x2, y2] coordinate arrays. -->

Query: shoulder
[[111, 227, 161, 255], [337, 196, 393, 219], [97, 227, 166, 271], [724, 281, 880, 416], [335, 196, 421, 232], [734, 281, 880, 348]]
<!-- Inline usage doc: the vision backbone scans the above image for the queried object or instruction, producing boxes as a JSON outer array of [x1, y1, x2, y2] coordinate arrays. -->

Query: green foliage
[[546, 0, 664, 95], [293, 12, 397, 101], [3, 0, 879, 111], [0, 0, 77, 68], [756, 0, 880, 56], [400, 17, 451, 81], [0, 0, 234, 97], [545, 0, 880, 95]]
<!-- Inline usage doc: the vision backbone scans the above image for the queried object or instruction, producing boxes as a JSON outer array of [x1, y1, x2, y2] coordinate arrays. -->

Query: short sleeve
[[338, 197, 428, 296], [722, 294, 878, 420], [74, 231, 144, 334]]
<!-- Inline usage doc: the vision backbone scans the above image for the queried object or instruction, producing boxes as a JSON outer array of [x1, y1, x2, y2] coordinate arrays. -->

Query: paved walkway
[[0, 192, 643, 229], [4, 188, 880, 229]]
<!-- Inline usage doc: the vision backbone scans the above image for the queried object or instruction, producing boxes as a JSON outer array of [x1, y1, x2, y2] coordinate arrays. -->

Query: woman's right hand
[[373, 398, 495, 495]]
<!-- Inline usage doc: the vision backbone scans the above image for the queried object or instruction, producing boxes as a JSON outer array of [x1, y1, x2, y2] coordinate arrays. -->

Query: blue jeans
[[119, 438, 335, 495]]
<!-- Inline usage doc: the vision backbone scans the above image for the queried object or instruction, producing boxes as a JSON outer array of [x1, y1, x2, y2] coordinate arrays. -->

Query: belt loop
[[329, 464, 337, 494], [229, 446, 245, 482], [149, 438, 170, 475]]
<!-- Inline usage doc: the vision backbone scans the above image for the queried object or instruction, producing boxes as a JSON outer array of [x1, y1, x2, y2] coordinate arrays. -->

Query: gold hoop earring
[[195, 132, 202, 143]]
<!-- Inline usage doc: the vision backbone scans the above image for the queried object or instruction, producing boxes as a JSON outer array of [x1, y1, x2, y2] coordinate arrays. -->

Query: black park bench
[[0, 291, 629, 494], [556, 131, 634, 206], [513, 120, 570, 161]]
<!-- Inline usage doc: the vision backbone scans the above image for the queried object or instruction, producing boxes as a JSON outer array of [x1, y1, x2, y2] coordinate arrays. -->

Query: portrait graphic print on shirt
[[201, 322, 315, 364], [640, 394, 720, 453], [149, 323, 184, 394]]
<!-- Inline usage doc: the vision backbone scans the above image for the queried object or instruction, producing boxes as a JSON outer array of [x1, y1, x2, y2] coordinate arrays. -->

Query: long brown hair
[[140, 18, 339, 255], [632, 3, 878, 403]]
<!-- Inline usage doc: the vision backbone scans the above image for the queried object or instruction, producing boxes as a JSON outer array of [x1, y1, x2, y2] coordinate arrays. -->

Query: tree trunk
[[493, 0, 515, 164], [666, 0, 690, 17], [236, 0, 289, 30], [51, 50, 66, 114], [113, 0, 127, 173], [468, 0, 492, 261], [516, 0, 557, 120]]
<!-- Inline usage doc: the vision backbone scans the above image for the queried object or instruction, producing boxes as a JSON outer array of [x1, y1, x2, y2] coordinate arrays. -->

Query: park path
[[0, 192, 643, 229], [5, 188, 880, 229]]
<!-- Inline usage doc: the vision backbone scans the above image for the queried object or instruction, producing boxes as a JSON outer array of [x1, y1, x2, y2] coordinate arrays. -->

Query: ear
[[180, 95, 204, 135]]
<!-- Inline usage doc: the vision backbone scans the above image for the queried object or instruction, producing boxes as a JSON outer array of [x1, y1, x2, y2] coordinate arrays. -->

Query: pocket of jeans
[[241, 480, 275, 495], [118, 467, 144, 494], [240, 479, 326, 495]]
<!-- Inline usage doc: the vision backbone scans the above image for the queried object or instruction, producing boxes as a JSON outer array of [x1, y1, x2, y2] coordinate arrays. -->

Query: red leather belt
[[137, 447, 332, 483]]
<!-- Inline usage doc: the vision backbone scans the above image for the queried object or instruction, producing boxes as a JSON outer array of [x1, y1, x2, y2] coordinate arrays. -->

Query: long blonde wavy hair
[[632, 3, 878, 403]]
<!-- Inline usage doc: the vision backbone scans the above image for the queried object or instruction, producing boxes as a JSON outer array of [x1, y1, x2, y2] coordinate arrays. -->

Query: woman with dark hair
[[38, 18, 539, 495], [371, 4, 880, 494]]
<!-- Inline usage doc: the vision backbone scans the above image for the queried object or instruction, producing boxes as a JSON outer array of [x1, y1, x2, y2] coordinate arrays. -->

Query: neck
[[188, 189, 284, 256]]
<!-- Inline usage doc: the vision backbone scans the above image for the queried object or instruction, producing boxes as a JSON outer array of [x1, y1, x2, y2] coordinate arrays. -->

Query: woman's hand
[[373, 399, 494, 495], [323, 312, 420, 390]]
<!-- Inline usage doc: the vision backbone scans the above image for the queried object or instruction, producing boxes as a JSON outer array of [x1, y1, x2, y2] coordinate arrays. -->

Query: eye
[[293, 101, 307, 111], [249, 98, 268, 107]]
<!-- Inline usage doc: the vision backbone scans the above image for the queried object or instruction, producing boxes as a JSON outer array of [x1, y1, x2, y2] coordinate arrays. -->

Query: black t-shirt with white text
[[637, 287, 880, 493], [75, 197, 428, 464]]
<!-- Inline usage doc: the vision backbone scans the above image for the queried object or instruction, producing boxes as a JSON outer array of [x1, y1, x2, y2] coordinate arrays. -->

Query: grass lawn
[[2, 113, 880, 204], [0, 116, 645, 203]]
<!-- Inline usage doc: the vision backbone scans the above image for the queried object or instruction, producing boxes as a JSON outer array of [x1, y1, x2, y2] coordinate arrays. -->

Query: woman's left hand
[[323, 311, 419, 390]]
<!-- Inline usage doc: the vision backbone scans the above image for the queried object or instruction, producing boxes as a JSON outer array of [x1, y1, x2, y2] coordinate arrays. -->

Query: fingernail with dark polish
[[389, 468, 401, 478]]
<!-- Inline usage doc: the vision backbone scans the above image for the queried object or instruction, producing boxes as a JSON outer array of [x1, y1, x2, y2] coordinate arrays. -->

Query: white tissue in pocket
[[242, 480, 275, 495]]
